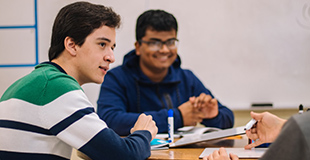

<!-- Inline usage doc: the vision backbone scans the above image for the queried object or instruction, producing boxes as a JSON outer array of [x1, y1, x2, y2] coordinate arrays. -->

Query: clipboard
[[169, 126, 246, 148]]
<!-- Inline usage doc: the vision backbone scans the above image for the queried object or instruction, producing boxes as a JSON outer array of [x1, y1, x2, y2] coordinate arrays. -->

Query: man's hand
[[178, 93, 219, 126], [203, 147, 239, 160], [189, 93, 218, 119], [244, 111, 287, 149], [130, 113, 158, 140], [178, 101, 204, 126]]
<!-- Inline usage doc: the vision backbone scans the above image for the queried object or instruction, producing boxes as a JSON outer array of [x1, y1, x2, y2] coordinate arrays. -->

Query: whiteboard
[[1, 0, 310, 110]]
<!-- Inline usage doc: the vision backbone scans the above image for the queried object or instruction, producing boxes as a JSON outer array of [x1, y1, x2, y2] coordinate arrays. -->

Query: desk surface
[[75, 136, 258, 160], [148, 136, 258, 160]]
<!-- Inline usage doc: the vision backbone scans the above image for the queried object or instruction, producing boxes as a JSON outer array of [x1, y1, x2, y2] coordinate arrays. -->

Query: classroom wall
[[1, 0, 310, 110]]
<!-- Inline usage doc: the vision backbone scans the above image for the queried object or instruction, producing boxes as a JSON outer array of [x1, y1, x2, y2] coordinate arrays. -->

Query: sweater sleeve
[[44, 89, 152, 160], [79, 129, 152, 160]]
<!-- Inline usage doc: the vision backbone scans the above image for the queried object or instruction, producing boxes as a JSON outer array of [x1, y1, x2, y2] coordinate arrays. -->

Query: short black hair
[[48, 1, 121, 61], [136, 9, 178, 42]]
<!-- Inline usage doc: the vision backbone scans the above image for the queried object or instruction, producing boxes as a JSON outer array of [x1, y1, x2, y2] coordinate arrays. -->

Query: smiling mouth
[[155, 54, 171, 61]]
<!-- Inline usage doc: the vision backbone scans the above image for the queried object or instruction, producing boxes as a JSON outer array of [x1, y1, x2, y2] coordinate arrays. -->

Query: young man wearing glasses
[[97, 10, 234, 136]]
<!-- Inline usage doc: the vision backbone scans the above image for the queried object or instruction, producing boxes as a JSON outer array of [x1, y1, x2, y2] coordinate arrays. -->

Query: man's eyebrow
[[149, 38, 177, 41], [97, 37, 111, 42], [149, 38, 162, 41], [97, 37, 116, 48]]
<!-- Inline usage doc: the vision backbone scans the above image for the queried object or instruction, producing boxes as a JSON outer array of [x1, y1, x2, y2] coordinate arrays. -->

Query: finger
[[194, 97, 200, 108], [210, 98, 217, 106], [195, 93, 208, 108], [250, 127, 257, 134], [150, 120, 158, 140], [208, 154, 213, 160], [230, 153, 239, 160], [134, 114, 145, 126], [219, 147, 228, 157], [201, 95, 212, 107], [245, 130, 258, 140], [212, 150, 220, 158], [250, 111, 264, 121], [203, 155, 208, 160], [196, 94, 206, 108], [244, 143, 256, 149], [244, 139, 263, 149], [140, 114, 152, 128], [144, 115, 153, 127], [189, 96, 196, 105]]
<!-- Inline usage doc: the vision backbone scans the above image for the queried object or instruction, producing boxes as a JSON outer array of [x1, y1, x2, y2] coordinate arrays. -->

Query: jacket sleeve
[[97, 70, 141, 136], [188, 71, 234, 129], [201, 105, 234, 129]]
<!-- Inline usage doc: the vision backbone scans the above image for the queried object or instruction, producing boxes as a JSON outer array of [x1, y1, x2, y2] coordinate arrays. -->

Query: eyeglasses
[[139, 38, 179, 51]]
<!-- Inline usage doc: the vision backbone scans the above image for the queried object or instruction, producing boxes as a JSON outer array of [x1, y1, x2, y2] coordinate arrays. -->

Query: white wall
[[1, 0, 310, 110]]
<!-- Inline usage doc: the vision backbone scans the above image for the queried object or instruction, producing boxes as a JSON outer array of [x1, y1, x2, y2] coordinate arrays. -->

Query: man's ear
[[64, 36, 77, 56], [134, 41, 141, 56]]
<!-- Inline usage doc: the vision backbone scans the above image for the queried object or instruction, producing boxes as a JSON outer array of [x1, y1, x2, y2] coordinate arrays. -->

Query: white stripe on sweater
[[0, 127, 72, 159]]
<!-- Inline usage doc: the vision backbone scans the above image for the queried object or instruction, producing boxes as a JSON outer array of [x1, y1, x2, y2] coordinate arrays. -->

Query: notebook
[[155, 126, 221, 139], [150, 138, 169, 150], [169, 126, 246, 148]]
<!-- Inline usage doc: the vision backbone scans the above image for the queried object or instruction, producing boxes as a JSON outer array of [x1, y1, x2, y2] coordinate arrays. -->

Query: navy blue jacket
[[97, 50, 234, 136]]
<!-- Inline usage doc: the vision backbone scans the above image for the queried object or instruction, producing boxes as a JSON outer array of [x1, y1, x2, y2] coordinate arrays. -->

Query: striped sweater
[[0, 62, 152, 160]]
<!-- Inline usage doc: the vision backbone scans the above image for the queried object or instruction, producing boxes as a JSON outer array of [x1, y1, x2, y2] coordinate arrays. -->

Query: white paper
[[199, 148, 268, 158]]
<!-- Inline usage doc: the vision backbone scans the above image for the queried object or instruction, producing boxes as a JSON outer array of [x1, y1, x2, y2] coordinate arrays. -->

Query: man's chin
[[93, 77, 104, 84]]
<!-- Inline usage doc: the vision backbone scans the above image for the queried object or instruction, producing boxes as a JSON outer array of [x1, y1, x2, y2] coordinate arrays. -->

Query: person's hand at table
[[130, 113, 158, 140], [203, 147, 239, 160], [189, 93, 219, 119], [244, 111, 287, 149], [178, 101, 203, 126]]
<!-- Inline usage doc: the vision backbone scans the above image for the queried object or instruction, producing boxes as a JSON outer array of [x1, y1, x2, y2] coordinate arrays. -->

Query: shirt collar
[[41, 61, 67, 74]]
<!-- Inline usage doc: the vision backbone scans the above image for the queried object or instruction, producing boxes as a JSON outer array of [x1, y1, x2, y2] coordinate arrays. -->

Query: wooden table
[[148, 136, 258, 160], [150, 148, 205, 160], [76, 136, 258, 160]]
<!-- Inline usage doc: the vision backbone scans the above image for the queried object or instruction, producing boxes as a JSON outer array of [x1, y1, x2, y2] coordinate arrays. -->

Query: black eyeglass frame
[[138, 38, 179, 51]]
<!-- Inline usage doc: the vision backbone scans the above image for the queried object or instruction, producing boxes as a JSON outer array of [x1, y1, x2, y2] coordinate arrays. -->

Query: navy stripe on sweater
[[0, 150, 68, 160], [0, 107, 94, 136], [0, 120, 52, 135], [50, 107, 94, 135]]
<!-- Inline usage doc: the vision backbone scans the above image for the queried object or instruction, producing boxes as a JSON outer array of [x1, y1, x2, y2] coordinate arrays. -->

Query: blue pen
[[168, 109, 174, 143]]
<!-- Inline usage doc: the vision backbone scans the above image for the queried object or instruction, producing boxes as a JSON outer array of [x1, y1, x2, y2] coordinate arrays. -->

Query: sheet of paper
[[199, 148, 268, 158]]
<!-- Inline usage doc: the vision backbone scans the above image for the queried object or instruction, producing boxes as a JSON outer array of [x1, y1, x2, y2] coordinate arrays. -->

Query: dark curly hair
[[136, 9, 178, 42]]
